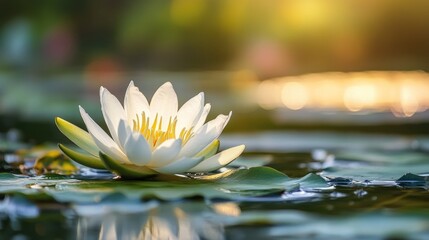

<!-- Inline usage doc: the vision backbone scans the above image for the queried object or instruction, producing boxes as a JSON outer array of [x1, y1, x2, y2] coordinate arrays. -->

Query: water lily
[[56, 81, 245, 178]]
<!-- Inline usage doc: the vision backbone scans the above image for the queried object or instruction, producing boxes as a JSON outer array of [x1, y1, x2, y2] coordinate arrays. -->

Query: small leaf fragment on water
[[33, 150, 78, 175]]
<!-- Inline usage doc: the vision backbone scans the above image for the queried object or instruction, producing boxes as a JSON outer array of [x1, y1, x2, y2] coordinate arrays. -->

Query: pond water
[[1, 131, 429, 239]]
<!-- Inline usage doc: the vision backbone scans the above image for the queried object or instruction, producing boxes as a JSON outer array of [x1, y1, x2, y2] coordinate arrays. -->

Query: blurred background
[[1, 0, 429, 143]]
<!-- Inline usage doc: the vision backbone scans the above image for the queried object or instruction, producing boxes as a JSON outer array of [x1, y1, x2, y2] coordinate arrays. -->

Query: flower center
[[133, 112, 193, 149]]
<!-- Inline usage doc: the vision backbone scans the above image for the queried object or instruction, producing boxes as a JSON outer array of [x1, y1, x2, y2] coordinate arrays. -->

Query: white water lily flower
[[56, 81, 245, 178]]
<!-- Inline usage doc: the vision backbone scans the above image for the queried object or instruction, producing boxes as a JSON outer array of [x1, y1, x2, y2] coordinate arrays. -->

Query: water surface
[[1, 131, 428, 239]]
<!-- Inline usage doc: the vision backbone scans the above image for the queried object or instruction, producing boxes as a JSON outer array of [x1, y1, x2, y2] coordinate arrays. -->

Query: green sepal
[[55, 117, 99, 156], [58, 144, 106, 169], [195, 139, 220, 159], [99, 152, 158, 179]]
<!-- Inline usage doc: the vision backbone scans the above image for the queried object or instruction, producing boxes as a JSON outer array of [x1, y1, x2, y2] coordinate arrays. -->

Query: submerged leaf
[[33, 150, 78, 175]]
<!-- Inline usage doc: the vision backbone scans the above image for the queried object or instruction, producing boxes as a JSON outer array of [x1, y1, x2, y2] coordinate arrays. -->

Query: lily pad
[[396, 173, 429, 188], [320, 150, 429, 184], [0, 167, 330, 203]]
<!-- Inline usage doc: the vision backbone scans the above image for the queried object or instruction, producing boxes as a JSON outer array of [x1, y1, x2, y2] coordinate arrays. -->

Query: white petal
[[79, 106, 128, 163], [146, 139, 182, 168], [194, 103, 211, 131], [175, 92, 204, 136], [188, 145, 245, 172], [178, 112, 231, 158], [124, 81, 150, 127], [222, 111, 232, 129], [100, 87, 126, 145], [117, 119, 132, 150], [150, 82, 178, 130], [153, 157, 204, 174], [124, 132, 152, 166]]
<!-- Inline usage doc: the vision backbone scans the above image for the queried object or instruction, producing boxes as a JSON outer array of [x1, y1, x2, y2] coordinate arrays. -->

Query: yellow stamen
[[133, 112, 194, 149]]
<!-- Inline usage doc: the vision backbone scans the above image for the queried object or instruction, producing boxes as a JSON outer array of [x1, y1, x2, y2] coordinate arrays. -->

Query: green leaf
[[51, 167, 296, 202], [321, 150, 429, 183], [293, 173, 332, 191], [396, 173, 428, 188], [0, 173, 21, 180], [0, 166, 331, 203], [55, 117, 99, 156], [99, 152, 158, 179], [0, 173, 79, 194], [59, 144, 105, 169]]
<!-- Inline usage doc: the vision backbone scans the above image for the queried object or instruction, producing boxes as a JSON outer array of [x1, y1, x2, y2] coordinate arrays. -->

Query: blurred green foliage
[[1, 0, 429, 72]]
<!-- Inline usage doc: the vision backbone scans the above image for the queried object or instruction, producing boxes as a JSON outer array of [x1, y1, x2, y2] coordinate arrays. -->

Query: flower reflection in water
[[75, 202, 233, 240]]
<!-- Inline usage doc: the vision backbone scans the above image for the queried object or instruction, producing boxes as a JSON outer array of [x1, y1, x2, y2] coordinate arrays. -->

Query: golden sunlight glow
[[395, 86, 419, 117], [133, 113, 193, 149], [281, 0, 331, 31], [312, 79, 343, 108], [170, 0, 206, 27], [343, 83, 376, 112], [256, 71, 429, 117], [281, 82, 308, 110], [257, 80, 283, 110]]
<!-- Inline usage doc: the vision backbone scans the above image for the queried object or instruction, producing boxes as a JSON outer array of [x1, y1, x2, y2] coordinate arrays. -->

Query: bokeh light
[[257, 71, 429, 118], [281, 82, 308, 110]]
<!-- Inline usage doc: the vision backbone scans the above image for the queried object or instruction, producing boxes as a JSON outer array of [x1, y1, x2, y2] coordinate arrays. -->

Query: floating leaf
[[321, 150, 429, 184], [396, 173, 429, 188], [0, 167, 330, 203], [292, 173, 332, 192]]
